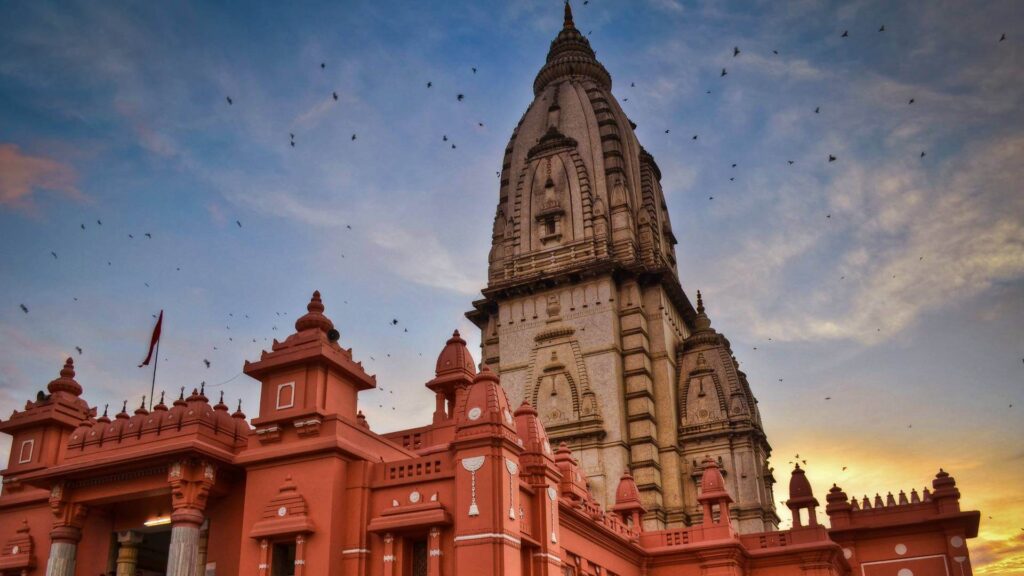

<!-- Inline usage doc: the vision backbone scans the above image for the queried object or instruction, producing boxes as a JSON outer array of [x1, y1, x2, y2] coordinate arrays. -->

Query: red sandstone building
[[0, 4, 980, 576]]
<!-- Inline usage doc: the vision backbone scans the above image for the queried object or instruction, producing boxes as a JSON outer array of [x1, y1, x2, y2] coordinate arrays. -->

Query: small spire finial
[[179, 386, 185, 400], [159, 390, 165, 404], [102, 403, 109, 417], [120, 400, 128, 412], [564, 1, 574, 29], [696, 290, 705, 314]]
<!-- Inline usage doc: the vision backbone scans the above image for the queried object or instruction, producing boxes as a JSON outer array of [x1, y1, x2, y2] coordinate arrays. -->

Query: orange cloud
[[0, 143, 85, 211]]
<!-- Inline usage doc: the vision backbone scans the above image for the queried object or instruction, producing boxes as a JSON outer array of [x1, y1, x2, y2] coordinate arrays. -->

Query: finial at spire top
[[696, 290, 705, 314], [564, 1, 574, 29]]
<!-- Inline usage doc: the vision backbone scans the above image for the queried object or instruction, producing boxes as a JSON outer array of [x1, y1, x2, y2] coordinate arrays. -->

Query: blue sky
[[1, 0, 1021, 571]]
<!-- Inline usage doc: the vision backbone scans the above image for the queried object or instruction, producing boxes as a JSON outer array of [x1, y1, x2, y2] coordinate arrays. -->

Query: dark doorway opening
[[271, 541, 296, 576]]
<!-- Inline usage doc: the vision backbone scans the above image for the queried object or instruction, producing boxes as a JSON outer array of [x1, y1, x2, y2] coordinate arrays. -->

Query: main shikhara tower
[[468, 3, 779, 532]]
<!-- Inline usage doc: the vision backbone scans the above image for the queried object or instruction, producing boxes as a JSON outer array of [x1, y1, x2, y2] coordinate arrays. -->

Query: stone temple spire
[[534, 1, 611, 94]]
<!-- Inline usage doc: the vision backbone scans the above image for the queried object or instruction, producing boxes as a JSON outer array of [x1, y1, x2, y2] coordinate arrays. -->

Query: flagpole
[[149, 337, 160, 410]]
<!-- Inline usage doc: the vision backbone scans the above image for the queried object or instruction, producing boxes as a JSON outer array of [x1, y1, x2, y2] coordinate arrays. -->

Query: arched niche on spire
[[524, 295, 603, 443], [680, 353, 728, 426], [521, 151, 587, 252]]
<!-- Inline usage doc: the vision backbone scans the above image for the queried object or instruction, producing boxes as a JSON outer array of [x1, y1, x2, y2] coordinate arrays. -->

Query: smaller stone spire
[[564, 0, 574, 29], [693, 290, 713, 332]]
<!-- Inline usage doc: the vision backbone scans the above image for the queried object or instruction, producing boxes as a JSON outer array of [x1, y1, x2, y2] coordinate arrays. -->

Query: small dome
[[612, 469, 645, 513], [514, 400, 551, 456], [697, 456, 731, 503], [456, 365, 519, 440], [533, 1, 611, 95], [435, 330, 476, 377], [789, 464, 814, 500], [47, 358, 83, 397], [294, 290, 335, 333]]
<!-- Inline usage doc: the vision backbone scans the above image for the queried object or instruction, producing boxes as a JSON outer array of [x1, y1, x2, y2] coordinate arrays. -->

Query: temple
[[0, 4, 981, 576]]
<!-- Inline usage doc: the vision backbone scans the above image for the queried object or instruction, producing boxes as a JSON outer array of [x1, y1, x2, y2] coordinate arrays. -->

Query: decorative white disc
[[11, 545, 19, 555], [894, 543, 907, 555], [410, 491, 421, 503], [843, 548, 852, 560], [277, 506, 287, 517], [950, 536, 964, 548], [468, 407, 482, 421]]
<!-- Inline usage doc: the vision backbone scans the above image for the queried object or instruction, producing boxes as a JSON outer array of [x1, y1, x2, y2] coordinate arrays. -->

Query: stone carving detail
[[462, 456, 486, 517]]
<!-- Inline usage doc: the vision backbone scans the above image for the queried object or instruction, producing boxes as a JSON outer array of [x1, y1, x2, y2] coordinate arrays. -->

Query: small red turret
[[697, 456, 732, 526], [611, 469, 646, 531], [787, 463, 820, 527]]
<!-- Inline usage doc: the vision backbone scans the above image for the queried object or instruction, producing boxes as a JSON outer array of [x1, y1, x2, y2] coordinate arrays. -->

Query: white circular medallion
[[894, 543, 907, 555], [410, 491, 421, 503], [277, 506, 287, 517], [897, 569, 913, 576], [11, 545, 19, 555], [468, 407, 482, 421], [950, 535, 964, 548], [843, 548, 852, 560]]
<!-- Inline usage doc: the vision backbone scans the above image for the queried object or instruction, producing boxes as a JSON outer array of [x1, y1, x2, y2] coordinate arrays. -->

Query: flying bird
[[664, 129, 670, 134], [772, 49, 779, 55], [75, 346, 83, 355], [879, 25, 885, 32], [787, 160, 795, 165], [333, 91, 338, 101], [97, 219, 102, 225], [471, 67, 477, 74], [815, 106, 820, 113], [427, 81, 432, 88], [351, 133, 357, 140], [828, 154, 837, 162], [19, 304, 28, 313], [226, 96, 233, 105], [203, 359, 211, 368], [457, 94, 464, 101], [144, 233, 152, 239], [1000, 33, 1006, 42], [631, 82, 635, 87], [236, 220, 242, 228], [841, 30, 849, 37], [920, 151, 926, 158], [80, 223, 85, 230], [50, 251, 57, 259], [908, 98, 915, 104], [733, 46, 740, 57], [692, 134, 698, 140], [720, 68, 727, 77], [321, 62, 326, 69]]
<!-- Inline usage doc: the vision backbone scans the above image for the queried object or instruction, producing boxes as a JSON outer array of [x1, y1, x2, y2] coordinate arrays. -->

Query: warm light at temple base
[[143, 516, 171, 527]]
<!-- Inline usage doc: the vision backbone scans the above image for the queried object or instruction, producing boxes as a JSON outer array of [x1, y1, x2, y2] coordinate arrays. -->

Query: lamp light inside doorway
[[144, 516, 171, 527]]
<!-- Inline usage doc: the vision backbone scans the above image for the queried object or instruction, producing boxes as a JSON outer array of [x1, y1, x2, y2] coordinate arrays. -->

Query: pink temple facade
[[0, 291, 980, 576]]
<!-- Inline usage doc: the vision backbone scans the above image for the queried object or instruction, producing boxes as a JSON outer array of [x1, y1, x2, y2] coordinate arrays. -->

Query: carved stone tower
[[468, 2, 778, 531]]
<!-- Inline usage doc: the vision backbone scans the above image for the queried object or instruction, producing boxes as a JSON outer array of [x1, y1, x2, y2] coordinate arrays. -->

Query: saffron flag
[[139, 310, 163, 367]]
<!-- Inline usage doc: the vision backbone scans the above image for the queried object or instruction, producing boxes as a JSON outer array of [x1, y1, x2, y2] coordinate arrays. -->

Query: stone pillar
[[116, 531, 145, 576], [166, 508, 204, 576], [382, 533, 396, 576], [45, 503, 87, 576], [257, 538, 270, 576], [45, 540, 77, 576], [427, 527, 441, 576], [194, 527, 209, 576], [294, 535, 307, 576]]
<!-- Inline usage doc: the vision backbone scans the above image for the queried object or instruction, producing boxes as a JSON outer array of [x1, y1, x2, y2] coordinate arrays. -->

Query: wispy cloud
[[0, 143, 85, 212]]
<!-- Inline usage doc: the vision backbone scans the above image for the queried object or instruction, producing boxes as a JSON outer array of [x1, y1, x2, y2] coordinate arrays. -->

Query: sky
[[0, 0, 1021, 571]]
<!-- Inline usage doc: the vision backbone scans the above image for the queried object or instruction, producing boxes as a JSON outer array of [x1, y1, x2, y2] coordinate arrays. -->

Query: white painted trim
[[860, 554, 950, 576], [341, 549, 370, 555], [18, 439, 34, 464], [533, 552, 562, 564], [276, 382, 295, 410], [453, 532, 521, 545]]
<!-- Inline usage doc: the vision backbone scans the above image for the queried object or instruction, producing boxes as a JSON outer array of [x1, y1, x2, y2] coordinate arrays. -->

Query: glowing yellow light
[[143, 516, 171, 527]]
